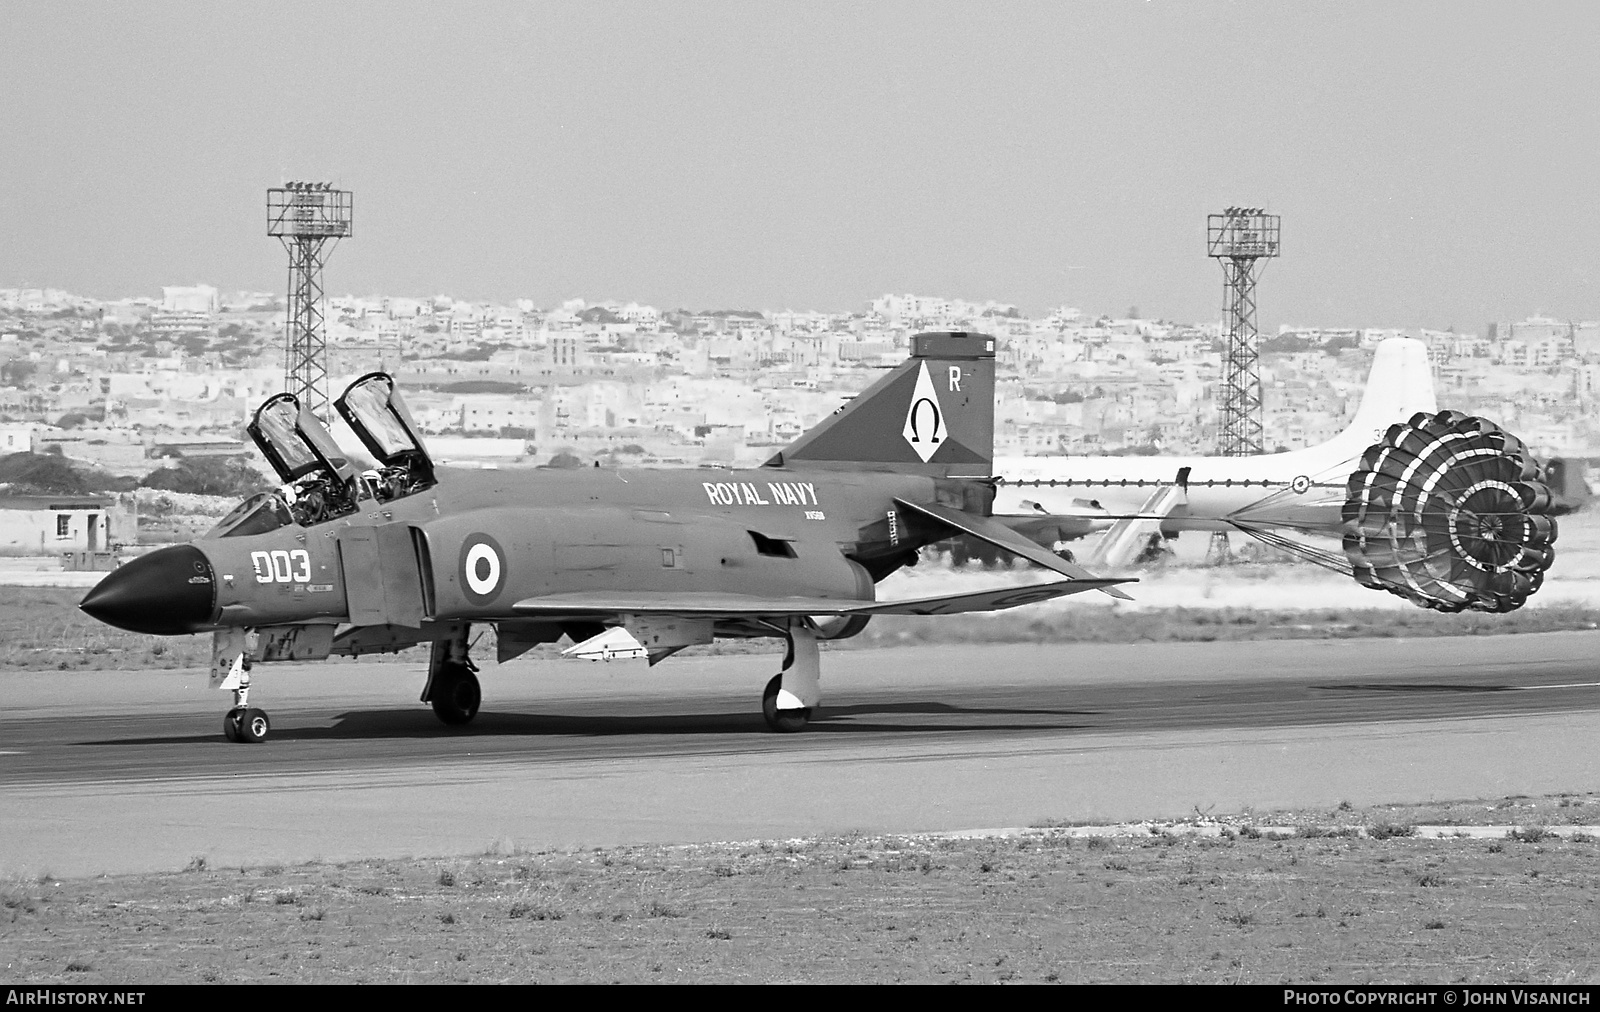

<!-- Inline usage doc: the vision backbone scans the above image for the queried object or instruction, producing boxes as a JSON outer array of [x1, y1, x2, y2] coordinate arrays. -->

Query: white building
[[161, 285, 219, 314]]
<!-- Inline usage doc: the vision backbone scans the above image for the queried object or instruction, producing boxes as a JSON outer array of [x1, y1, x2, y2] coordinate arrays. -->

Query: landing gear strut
[[423, 631, 480, 726], [761, 622, 820, 733]]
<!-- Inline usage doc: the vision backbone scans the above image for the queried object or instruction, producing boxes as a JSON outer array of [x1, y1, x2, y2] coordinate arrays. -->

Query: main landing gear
[[422, 631, 480, 726], [762, 623, 820, 733]]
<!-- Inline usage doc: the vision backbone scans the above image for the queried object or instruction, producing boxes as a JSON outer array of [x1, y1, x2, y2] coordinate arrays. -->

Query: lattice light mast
[[268, 182, 352, 421], [1207, 207, 1280, 456]]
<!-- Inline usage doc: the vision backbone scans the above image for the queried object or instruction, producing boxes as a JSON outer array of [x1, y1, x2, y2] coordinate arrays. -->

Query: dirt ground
[[3, 796, 1596, 985]]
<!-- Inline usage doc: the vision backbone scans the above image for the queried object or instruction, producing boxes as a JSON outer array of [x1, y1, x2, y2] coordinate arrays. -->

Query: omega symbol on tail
[[901, 362, 949, 463], [459, 533, 506, 605]]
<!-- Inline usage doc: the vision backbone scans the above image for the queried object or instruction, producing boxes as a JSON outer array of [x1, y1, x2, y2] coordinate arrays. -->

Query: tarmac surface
[[3, 633, 1599, 878]]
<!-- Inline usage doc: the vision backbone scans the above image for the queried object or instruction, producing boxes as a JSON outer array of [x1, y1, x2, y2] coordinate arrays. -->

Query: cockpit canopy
[[245, 393, 360, 527], [248, 393, 356, 486], [335, 372, 436, 497], [214, 377, 439, 536]]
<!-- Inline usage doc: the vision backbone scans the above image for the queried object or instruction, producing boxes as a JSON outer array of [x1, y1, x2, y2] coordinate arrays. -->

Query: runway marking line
[[1520, 681, 1600, 691]]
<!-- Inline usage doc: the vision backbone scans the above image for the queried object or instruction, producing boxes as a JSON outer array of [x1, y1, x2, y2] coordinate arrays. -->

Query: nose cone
[[80, 545, 216, 635]]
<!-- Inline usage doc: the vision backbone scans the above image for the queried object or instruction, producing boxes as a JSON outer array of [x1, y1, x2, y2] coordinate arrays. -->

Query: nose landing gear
[[217, 648, 271, 744]]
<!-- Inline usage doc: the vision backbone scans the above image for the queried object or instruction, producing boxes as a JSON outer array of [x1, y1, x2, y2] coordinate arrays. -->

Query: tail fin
[[1340, 337, 1438, 445], [766, 331, 995, 476], [1543, 457, 1593, 515]]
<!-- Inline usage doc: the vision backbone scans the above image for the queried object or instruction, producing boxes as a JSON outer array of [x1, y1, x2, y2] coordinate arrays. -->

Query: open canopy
[[247, 393, 356, 486], [335, 372, 435, 492]]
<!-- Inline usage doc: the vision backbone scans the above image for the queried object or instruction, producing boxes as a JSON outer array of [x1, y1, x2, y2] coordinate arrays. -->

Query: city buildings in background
[[0, 285, 1596, 484]]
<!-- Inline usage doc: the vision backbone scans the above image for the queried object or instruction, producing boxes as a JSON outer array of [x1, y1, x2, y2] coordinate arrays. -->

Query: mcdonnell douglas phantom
[[80, 332, 1130, 742]]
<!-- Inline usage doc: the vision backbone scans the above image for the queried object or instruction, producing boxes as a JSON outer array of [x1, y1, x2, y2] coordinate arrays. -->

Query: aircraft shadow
[[1311, 683, 1514, 694], [85, 700, 1099, 745]]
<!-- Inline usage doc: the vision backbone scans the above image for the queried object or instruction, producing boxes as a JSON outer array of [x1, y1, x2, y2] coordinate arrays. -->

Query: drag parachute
[[1233, 410, 1557, 613], [1340, 410, 1556, 612]]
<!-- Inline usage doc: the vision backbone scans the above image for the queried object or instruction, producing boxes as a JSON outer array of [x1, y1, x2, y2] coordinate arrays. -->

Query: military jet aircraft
[[80, 332, 1130, 742]]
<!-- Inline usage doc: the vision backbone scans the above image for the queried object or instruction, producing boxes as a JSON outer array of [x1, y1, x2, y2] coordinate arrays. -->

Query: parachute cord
[[1230, 523, 1353, 576]]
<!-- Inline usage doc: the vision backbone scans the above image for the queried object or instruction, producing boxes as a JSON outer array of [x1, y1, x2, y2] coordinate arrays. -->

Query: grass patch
[[1367, 823, 1417, 840], [845, 603, 1600, 649], [6, 823, 1600, 983], [508, 902, 562, 921], [0, 586, 212, 670]]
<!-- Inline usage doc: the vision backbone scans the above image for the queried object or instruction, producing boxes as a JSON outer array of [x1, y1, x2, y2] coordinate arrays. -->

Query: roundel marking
[[1290, 475, 1312, 495], [459, 534, 506, 605]]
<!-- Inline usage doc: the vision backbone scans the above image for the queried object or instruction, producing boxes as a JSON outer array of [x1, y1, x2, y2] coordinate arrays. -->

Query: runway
[[3, 632, 1599, 877]]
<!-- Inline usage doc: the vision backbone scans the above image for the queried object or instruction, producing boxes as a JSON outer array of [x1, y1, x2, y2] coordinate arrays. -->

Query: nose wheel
[[223, 706, 271, 743]]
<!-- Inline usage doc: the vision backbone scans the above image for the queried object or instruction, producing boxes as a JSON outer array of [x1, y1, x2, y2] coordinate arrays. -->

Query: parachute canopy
[[1341, 410, 1556, 613], [1230, 410, 1557, 613]]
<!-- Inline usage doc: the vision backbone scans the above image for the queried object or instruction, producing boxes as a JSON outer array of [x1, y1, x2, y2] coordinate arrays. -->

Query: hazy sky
[[3, 1, 1597, 330]]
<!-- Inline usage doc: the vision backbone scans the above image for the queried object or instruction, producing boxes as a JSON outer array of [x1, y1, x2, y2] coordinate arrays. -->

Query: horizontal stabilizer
[[894, 498, 1134, 600], [512, 578, 1130, 620]]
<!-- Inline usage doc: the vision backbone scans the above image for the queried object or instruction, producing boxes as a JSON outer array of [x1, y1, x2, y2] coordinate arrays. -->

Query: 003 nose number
[[251, 549, 312, 583]]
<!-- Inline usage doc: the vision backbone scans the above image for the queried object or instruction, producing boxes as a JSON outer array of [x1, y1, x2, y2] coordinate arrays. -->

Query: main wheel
[[761, 673, 810, 733], [222, 707, 245, 743], [238, 707, 270, 743], [431, 665, 481, 726]]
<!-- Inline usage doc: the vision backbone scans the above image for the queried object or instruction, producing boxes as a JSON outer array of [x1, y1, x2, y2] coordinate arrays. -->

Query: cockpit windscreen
[[204, 491, 296, 539]]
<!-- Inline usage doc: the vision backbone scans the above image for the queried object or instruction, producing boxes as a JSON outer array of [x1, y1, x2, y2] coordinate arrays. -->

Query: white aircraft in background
[[993, 338, 1438, 566]]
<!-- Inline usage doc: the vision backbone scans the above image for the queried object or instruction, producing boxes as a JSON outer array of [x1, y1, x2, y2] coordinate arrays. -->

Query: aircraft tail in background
[[766, 331, 995, 477], [1335, 337, 1438, 447]]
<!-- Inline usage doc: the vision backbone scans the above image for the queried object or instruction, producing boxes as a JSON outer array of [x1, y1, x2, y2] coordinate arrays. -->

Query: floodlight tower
[[268, 182, 352, 420], [1207, 207, 1280, 456]]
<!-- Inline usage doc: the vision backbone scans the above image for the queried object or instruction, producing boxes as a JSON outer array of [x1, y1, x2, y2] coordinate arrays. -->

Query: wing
[[510, 578, 1131, 620]]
